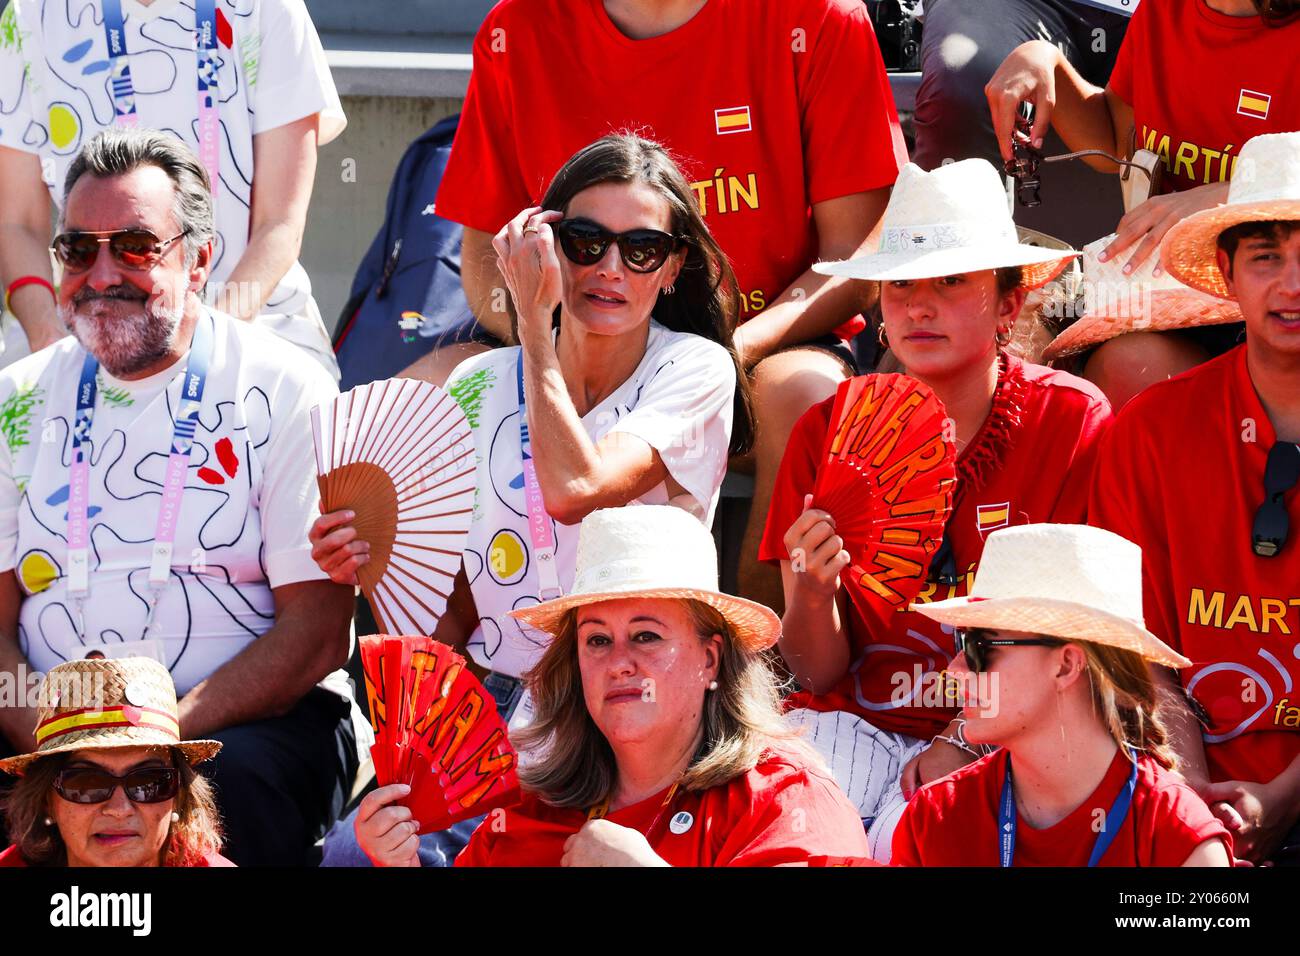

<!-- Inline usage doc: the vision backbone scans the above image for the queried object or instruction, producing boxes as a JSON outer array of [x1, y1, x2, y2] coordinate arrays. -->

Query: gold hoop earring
[[663, 284, 675, 295], [877, 323, 890, 350]]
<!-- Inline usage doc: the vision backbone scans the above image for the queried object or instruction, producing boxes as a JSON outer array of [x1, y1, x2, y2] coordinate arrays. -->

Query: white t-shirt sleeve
[[249, 0, 346, 144], [606, 339, 735, 519], [0, 392, 20, 575], [258, 360, 336, 588], [0, 2, 39, 155]]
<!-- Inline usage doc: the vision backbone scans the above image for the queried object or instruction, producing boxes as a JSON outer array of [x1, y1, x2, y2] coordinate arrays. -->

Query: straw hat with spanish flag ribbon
[[0, 657, 221, 776]]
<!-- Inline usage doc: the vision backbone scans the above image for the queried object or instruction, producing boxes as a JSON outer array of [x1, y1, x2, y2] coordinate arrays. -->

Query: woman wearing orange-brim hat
[[354, 506, 873, 867], [892, 524, 1233, 867], [0, 656, 230, 868]]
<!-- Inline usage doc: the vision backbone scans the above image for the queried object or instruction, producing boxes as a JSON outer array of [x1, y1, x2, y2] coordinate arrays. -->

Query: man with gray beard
[[0, 130, 361, 865]]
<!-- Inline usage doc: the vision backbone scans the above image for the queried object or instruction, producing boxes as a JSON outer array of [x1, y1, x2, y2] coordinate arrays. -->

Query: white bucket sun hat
[[812, 159, 1080, 289], [1161, 131, 1300, 300], [910, 524, 1190, 669], [510, 505, 780, 653], [1043, 233, 1243, 360]]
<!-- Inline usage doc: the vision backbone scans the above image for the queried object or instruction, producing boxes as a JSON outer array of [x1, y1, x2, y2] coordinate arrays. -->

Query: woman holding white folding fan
[[311, 133, 753, 866]]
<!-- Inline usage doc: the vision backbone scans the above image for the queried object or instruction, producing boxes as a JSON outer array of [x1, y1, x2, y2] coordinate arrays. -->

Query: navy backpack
[[333, 113, 479, 389]]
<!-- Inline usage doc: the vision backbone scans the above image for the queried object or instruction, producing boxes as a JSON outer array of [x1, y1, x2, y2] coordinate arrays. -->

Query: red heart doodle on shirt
[[121, 705, 143, 726], [198, 437, 240, 485]]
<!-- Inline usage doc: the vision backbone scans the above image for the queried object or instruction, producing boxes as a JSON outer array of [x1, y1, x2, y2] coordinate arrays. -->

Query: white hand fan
[[311, 379, 476, 636]]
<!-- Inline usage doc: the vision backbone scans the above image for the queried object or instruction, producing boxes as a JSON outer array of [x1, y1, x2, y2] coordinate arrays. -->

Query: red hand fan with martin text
[[359, 635, 520, 833], [813, 373, 956, 614]]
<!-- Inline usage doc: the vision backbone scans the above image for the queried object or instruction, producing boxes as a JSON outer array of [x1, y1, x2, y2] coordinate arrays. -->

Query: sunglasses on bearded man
[[51, 228, 190, 274]]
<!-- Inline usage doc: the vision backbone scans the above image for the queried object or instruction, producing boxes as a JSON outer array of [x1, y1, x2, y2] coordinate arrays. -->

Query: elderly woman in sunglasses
[[0, 657, 229, 868], [891, 524, 1232, 867], [311, 134, 752, 867]]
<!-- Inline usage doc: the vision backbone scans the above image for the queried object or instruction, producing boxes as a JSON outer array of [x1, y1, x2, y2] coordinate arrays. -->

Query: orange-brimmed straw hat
[[1043, 233, 1243, 360], [1161, 131, 1300, 300], [0, 657, 221, 776]]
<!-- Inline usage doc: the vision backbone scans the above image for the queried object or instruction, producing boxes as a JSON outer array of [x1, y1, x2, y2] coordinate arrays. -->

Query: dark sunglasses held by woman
[[51, 228, 190, 273], [53, 765, 180, 805], [954, 627, 1064, 672], [554, 217, 684, 273]]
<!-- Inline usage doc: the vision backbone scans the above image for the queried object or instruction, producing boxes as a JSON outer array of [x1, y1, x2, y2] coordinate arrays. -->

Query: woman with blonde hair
[[355, 506, 870, 867], [892, 524, 1233, 867], [0, 657, 229, 867]]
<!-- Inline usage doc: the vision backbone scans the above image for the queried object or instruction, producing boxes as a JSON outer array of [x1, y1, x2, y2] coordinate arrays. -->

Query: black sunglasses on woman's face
[[53, 765, 179, 805], [554, 217, 683, 273], [954, 627, 1064, 672]]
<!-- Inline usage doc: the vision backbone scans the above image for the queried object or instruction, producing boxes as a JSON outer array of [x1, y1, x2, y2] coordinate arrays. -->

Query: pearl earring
[[44, 816, 54, 826], [171, 811, 180, 823], [707, 680, 718, 691]]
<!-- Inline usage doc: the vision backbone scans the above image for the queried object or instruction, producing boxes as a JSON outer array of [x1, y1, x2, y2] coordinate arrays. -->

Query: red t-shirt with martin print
[[1109, 0, 1300, 193], [1090, 346, 1300, 785], [436, 0, 906, 328]]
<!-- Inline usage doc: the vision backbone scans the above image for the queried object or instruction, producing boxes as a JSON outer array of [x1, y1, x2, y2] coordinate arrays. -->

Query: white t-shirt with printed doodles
[[0, 0, 345, 375], [445, 320, 735, 679], [0, 309, 343, 696]]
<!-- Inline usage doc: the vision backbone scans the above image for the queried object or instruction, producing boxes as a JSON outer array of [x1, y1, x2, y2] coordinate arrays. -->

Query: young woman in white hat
[[760, 157, 1113, 861], [892, 524, 1232, 867], [354, 506, 871, 867], [0, 657, 230, 868]]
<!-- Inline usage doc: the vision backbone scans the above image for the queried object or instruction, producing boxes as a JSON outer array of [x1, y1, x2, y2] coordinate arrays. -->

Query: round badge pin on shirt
[[123, 681, 149, 707], [668, 811, 694, 835]]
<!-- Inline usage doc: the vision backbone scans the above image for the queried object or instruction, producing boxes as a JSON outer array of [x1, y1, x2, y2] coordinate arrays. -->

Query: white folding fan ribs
[[311, 378, 477, 635]]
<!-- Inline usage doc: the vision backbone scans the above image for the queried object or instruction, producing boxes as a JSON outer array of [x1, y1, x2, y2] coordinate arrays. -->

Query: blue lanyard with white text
[[102, 0, 220, 188], [67, 313, 215, 641], [998, 748, 1139, 867], [516, 355, 562, 601]]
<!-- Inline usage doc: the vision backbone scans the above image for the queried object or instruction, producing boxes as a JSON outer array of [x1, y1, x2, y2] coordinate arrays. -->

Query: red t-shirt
[[454, 747, 872, 866], [1089, 346, 1300, 785], [760, 356, 1113, 739], [436, 0, 906, 326], [892, 748, 1231, 866], [1109, 0, 1300, 192], [0, 843, 235, 867]]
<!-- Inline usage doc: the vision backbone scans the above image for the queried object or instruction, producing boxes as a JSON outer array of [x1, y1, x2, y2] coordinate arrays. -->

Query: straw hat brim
[[910, 595, 1191, 669], [0, 734, 222, 777], [812, 245, 1078, 290], [1161, 199, 1300, 300], [1043, 289, 1243, 360], [509, 587, 781, 654]]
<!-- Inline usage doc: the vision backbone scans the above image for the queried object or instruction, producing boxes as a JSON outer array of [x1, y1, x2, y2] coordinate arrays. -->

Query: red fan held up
[[812, 373, 956, 613], [359, 635, 521, 833]]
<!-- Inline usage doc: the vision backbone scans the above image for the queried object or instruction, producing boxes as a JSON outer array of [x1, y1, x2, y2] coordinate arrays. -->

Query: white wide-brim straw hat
[[0, 657, 222, 776], [510, 505, 781, 653], [812, 160, 1079, 289], [911, 524, 1190, 669], [1161, 131, 1300, 299], [1044, 233, 1243, 359]]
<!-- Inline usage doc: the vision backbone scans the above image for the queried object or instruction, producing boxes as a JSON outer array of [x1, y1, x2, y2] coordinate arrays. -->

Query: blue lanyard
[[998, 748, 1139, 867], [67, 313, 215, 640], [102, 0, 220, 186]]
